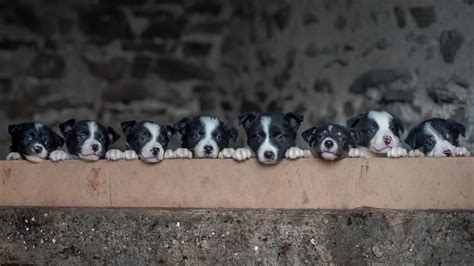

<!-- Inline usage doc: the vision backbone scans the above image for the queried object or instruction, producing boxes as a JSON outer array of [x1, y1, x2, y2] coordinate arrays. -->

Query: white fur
[[194, 117, 220, 158], [424, 123, 456, 157], [105, 149, 123, 161], [6, 152, 22, 160], [24, 143, 48, 163], [257, 116, 279, 164], [285, 147, 306, 160], [367, 111, 401, 154], [320, 137, 337, 154], [165, 149, 175, 159], [408, 149, 425, 158], [79, 122, 101, 161], [218, 148, 235, 159], [174, 148, 193, 159], [123, 150, 139, 160], [387, 146, 408, 158], [454, 147, 471, 157], [232, 148, 253, 161], [348, 148, 368, 158], [138, 122, 165, 163], [50, 150, 70, 161]]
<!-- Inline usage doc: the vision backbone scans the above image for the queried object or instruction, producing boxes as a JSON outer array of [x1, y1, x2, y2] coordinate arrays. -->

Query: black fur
[[302, 124, 356, 160], [121, 120, 175, 153], [8, 122, 63, 159]]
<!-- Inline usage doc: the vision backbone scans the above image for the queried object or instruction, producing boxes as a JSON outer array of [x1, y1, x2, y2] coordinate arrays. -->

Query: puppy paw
[[285, 147, 305, 160], [303, 149, 313, 158], [174, 148, 193, 159], [232, 148, 253, 161], [348, 148, 365, 158], [105, 149, 122, 161], [49, 150, 69, 161], [218, 148, 235, 159], [454, 147, 471, 157], [387, 147, 408, 158], [408, 149, 425, 158], [164, 149, 175, 159], [6, 152, 22, 160], [123, 150, 139, 160]]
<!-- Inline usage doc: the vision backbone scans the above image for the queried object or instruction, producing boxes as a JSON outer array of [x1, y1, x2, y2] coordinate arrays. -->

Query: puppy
[[173, 115, 238, 159], [405, 118, 471, 157], [233, 112, 309, 165], [120, 120, 175, 163], [346, 111, 407, 158], [302, 124, 356, 161], [50, 119, 120, 161], [7, 122, 64, 163]]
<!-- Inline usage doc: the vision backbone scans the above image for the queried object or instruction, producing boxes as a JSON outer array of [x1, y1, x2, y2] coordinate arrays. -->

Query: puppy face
[[405, 118, 465, 157], [239, 112, 303, 165], [60, 119, 119, 161], [302, 124, 356, 160], [121, 121, 175, 163], [347, 111, 404, 154], [175, 116, 237, 158], [8, 123, 64, 162]]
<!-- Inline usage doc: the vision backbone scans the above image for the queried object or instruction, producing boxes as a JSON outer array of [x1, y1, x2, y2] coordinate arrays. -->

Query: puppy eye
[[42, 136, 49, 144], [254, 134, 263, 142], [192, 132, 201, 140], [276, 134, 284, 140], [79, 133, 87, 140], [215, 134, 222, 141], [24, 135, 33, 142], [140, 135, 148, 142], [367, 127, 377, 134], [97, 136, 105, 142], [425, 138, 436, 146]]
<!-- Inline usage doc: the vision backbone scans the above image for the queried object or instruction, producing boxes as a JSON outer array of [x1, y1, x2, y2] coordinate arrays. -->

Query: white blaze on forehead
[[328, 125, 333, 131], [367, 111, 400, 153], [194, 116, 220, 158], [140, 122, 164, 161], [257, 116, 278, 163], [200, 116, 219, 137], [87, 121, 98, 141], [80, 121, 101, 159], [423, 122, 455, 157], [368, 111, 391, 130], [144, 122, 160, 140]]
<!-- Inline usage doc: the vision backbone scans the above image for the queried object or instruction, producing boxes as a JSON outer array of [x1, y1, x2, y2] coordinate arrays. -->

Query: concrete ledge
[[0, 158, 473, 209]]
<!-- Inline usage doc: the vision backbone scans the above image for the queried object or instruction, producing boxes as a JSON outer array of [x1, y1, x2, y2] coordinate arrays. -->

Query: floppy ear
[[164, 125, 176, 137], [347, 129, 358, 147], [404, 128, 420, 149], [223, 122, 238, 142], [8, 124, 22, 135], [107, 127, 120, 143], [447, 119, 466, 137], [238, 112, 257, 129], [174, 117, 191, 135], [285, 112, 304, 130], [52, 131, 64, 148], [59, 119, 76, 136], [120, 121, 137, 136], [301, 127, 318, 144], [389, 112, 405, 136], [346, 114, 365, 128]]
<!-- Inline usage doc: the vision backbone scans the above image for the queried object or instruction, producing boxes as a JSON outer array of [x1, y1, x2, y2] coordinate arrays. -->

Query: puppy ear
[[223, 122, 238, 142], [238, 112, 257, 129], [346, 114, 365, 128], [349, 129, 361, 147], [447, 119, 466, 137], [301, 127, 318, 144], [53, 131, 64, 148], [174, 117, 191, 135], [8, 124, 22, 135], [285, 112, 304, 130], [120, 120, 137, 136], [59, 119, 76, 136], [404, 127, 419, 149], [107, 127, 120, 144], [164, 125, 176, 137], [389, 112, 405, 136]]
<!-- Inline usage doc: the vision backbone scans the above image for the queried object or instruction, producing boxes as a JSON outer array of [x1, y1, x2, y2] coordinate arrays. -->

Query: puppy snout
[[324, 140, 334, 149], [91, 144, 99, 152], [203, 145, 214, 154], [444, 150, 452, 157], [383, 135, 392, 145], [33, 146, 43, 154], [151, 147, 160, 156], [264, 151, 275, 159]]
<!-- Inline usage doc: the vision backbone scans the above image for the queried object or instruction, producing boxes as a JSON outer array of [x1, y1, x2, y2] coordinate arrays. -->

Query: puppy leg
[[123, 150, 139, 160], [454, 147, 471, 157], [49, 150, 70, 161], [348, 148, 369, 158], [105, 149, 123, 161], [232, 148, 253, 161], [408, 149, 425, 158], [218, 148, 235, 159], [173, 148, 193, 159], [387, 147, 408, 158], [164, 149, 175, 159], [285, 147, 306, 160], [6, 152, 22, 160]]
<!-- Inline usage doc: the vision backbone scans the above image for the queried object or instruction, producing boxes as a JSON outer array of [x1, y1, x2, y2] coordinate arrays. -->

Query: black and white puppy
[[233, 112, 309, 165], [7, 122, 64, 163], [346, 111, 407, 158], [120, 120, 175, 163], [405, 118, 470, 157], [302, 124, 356, 161], [50, 119, 120, 161], [173, 115, 238, 159]]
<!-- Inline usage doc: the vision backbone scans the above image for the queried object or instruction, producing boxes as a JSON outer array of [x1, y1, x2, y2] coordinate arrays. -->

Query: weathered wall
[[0, 0, 473, 155]]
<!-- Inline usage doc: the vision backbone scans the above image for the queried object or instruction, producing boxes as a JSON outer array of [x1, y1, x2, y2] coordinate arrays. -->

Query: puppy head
[[8, 122, 64, 163], [347, 111, 404, 154], [121, 120, 175, 163], [239, 112, 303, 165], [405, 118, 465, 157], [174, 116, 237, 158], [60, 119, 119, 161], [302, 124, 356, 161]]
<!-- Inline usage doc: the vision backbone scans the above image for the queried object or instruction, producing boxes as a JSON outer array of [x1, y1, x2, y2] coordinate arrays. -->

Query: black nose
[[91, 144, 99, 152], [33, 146, 43, 154], [264, 151, 274, 159], [204, 145, 213, 154], [152, 147, 160, 155], [383, 136, 392, 145], [324, 140, 334, 149], [444, 150, 452, 157]]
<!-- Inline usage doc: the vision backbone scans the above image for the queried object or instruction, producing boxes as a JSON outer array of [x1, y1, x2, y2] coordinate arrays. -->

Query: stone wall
[[0, 0, 473, 156]]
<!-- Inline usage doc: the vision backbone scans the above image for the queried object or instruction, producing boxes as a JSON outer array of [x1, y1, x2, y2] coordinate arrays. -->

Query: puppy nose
[[324, 140, 334, 149], [33, 146, 43, 154], [91, 144, 99, 152], [444, 150, 452, 157], [383, 136, 392, 145], [151, 147, 160, 155], [204, 145, 213, 154], [264, 151, 274, 159]]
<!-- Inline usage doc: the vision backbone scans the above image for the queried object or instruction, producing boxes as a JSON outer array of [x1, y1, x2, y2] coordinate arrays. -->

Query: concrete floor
[[0, 208, 472, 264]]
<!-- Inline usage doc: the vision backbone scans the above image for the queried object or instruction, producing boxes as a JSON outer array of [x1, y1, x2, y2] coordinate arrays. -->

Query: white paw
[[6, 152, 22, 160], [303, 150, 313, 158], [387, 147, 408, 158], [49, 150, 69, 161], [164, 149, 174, 159], [285, 147, 305, 160], [218, 148, 235, 159], [408, 149, 425, 158], [123, 150, 139, 160], [174, 148, 193, 159], [348, 148, 364, 158], [105, 149, 122, 161], [232, 148, 253, 161], [454, 147, 471, 157]]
